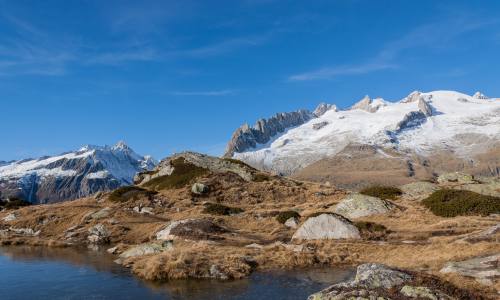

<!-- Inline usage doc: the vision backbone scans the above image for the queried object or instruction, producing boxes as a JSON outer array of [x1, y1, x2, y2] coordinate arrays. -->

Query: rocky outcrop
[[291, 213, 361, 240], [0, 142, 156, 204], [440, 254, 500, 286], [191, 183, 209, 195], [309, 263, 475, 300], [350, 95, 387, 113], [156, 219, 228, 241], [401, 182, 439, 200], [418, 98, 433, 116], [312, 121, 329, 130], [313, 103, 337, 117], [119, 241, 173, 259], [334, 194, 395, 219], [437, 172, 476, 184], [473, 91, 489, 99], [87, 224, 110, 244], [135, 152, 255, 185], [224, 109, 314, 156]]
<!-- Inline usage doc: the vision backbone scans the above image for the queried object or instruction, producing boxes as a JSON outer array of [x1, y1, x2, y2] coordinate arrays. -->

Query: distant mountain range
[[0, 142, 156, 203], [227, 90, 500, 188]]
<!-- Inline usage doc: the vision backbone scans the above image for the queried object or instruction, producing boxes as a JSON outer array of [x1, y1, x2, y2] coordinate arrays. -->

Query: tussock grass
[[109, 186, 157, 203], [360, 185, 403, 200], [143, 158, 209, 190], [422, 189, 500, 217], [275, 211, 300, 224], [203, 203, 244, 216]]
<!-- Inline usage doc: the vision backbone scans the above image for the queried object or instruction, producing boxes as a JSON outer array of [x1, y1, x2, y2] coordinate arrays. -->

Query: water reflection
[[0, 246, 355, 300]]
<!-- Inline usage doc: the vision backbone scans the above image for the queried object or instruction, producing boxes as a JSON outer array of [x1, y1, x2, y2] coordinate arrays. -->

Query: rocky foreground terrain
[[0, 153, 499, 299]]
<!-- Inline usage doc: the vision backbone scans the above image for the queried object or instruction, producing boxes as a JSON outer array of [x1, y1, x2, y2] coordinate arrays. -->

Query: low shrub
[[360, 185, 403, 200], [0, 197, 31, 209], [109, 186, 157, 203], [355, 221, 390, 240], [143, 158, 209, 190], [253, 173, 271, 182], [222, 158, 256, 170], [276, 211, 300, 224], [422, 189, 500, 217], [203, 203, 244, 216]]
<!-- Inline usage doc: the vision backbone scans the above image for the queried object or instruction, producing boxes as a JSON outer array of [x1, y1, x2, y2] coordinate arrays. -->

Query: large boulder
[[440, 254, 500, 286], [401, 182, 439, 200], [309, 263, 462, 300], [87, 224, 110, 244], [292, 214, 361, 240], [334, 194, 395, 219], [191, 183, 209, 195], [156, 218, 228, 241]]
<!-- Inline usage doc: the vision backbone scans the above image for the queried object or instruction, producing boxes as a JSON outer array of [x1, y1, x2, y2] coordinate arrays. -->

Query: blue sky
[[1, 0, 500, 161]]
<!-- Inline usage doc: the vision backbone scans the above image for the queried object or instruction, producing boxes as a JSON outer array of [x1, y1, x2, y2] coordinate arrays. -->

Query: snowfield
[[233, 91, 500, 175]]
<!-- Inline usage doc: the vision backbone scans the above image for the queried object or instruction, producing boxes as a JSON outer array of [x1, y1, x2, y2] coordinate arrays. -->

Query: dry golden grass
[[1, 171, 498, 297]]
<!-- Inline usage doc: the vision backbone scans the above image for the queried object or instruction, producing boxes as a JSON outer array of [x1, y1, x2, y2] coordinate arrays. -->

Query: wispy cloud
[[289, 16, 494, 81], [170, 89, 236, 96], [182, 34, 271, 58], [289, 63, 396, 81]]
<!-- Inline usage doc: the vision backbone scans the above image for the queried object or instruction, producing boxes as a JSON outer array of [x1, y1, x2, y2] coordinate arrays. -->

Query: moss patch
[[143, 158, 209, 190], [109, 186, 157, 203], [203, 203, 244, 216], [360, 185, 403, 200], [275, 211, 300, 224], [422, 189, 500, 217]]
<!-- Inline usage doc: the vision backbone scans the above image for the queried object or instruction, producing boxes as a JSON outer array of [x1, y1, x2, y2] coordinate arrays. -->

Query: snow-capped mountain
[[0, 141, 157, 203], [228, 91, 500, 185]]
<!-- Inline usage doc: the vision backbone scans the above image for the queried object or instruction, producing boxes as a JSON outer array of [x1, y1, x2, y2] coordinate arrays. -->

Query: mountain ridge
[[227, 90, 500, 186], [0, 141, 157, 203]]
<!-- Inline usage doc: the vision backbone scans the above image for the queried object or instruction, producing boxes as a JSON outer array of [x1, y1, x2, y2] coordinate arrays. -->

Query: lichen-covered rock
[[334, 194, 395, 219], [284, 217, 299, 229], [119, 241, 173, 259], [460, 224, 500, 243], [440, 254, 500, 286], [87, 224, 110, 244], [292, 214, 361, 240], [91, 207, 111, 220], [401, 182, 439, 200], [309, 263, 412, 299], [400, 285, 447, 300], [437, 172, 475, 184], [156, 218, 227, 241], [191, 183, 209, 195]]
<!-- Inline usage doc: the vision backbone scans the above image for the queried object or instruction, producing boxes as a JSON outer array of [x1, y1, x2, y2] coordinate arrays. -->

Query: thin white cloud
[[182, 34, 271, 58], [170, 89, 236, 96], [289, 16, 494, 81], [289, 63, 396, 81]]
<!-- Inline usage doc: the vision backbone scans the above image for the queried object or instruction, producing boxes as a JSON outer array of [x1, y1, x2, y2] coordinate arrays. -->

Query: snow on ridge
[[233, 90, 500, 175]]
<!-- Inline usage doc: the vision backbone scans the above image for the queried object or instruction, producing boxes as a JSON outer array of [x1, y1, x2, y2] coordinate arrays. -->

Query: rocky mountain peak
[[313, 102, 337, 117], [0, 143, 157, 204], [473, 91, 489, 99], [401, 91, 422, 103]]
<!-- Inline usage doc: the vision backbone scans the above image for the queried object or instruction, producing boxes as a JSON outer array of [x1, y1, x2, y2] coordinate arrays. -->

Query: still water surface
[[0, 246, 354, 300]]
